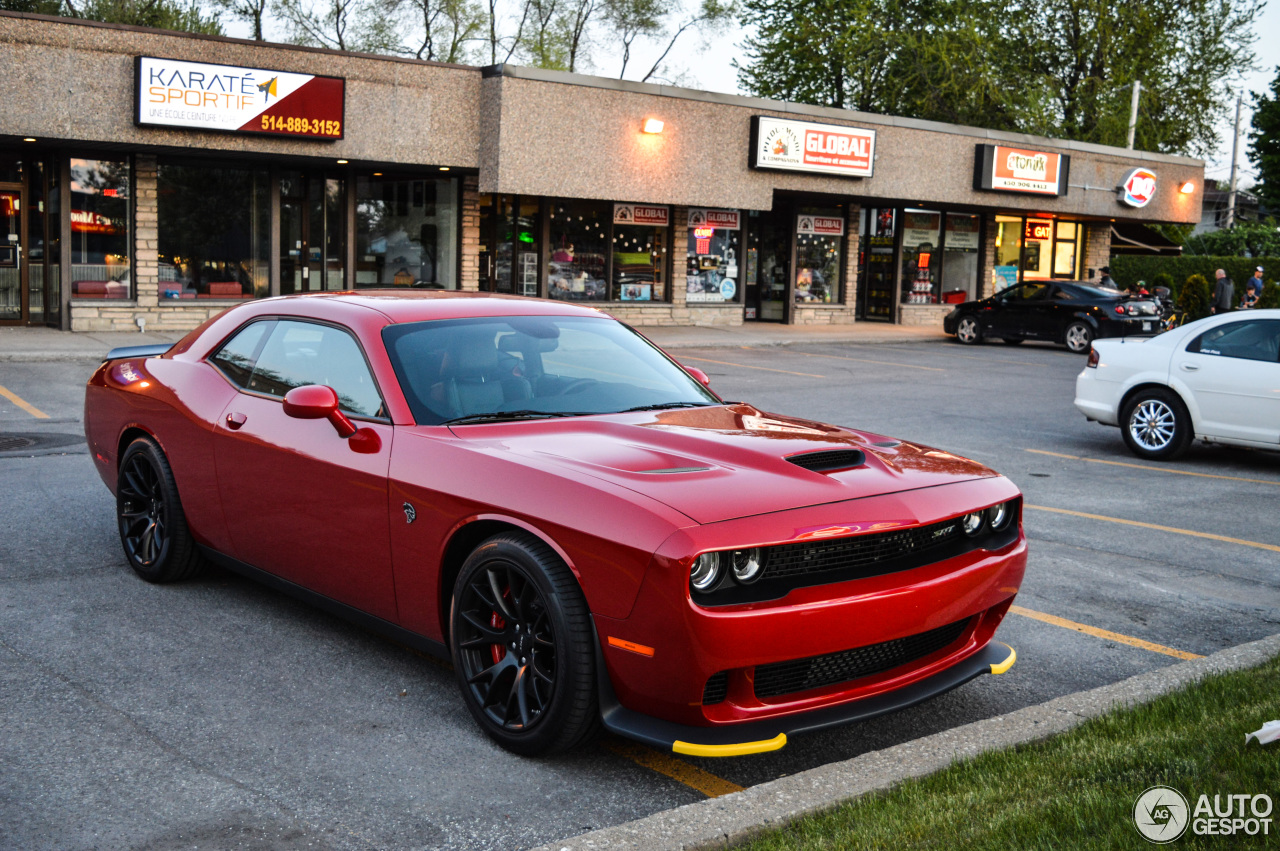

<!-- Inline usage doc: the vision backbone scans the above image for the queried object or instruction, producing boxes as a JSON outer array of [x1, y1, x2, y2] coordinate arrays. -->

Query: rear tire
[[955, 315, 982, 345], [116, 437, 206, 582], [1064, 321, 1094, 354], [450, 532, 600, 756], [1120, 388, 1192, 460]]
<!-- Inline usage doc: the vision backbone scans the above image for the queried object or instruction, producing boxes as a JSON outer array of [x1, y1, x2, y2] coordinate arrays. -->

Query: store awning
[[1110, 222, 1182, 255]]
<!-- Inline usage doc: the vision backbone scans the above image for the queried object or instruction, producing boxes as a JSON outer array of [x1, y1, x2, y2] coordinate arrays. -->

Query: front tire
[[450, 533, 600, 756], [955, 315, 982, 345], [116, 437, 206, 582], [1121, 388, 1192, 460], [1064, 321, 1094, 354]]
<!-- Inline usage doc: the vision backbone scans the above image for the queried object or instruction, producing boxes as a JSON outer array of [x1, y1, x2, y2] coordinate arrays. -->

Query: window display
[[355, 175, 458, 290], [941, 213, 980, 302], [549, 201, 609, 300], [900, 209, 940, 304], [70, 157, 131, 300], [613, 223, 666, 301], [685, 210, 741, 303], [794, 208, 843, 304], [157, 159, 270, 299]]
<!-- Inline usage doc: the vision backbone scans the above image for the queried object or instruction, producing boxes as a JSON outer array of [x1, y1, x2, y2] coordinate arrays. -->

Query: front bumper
[[598, 639, 1016, 755]]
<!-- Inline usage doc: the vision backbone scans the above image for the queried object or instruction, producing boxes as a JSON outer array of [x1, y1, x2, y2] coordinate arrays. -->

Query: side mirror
[[684, 366, 712, 389], [283, 384, 356, 438]]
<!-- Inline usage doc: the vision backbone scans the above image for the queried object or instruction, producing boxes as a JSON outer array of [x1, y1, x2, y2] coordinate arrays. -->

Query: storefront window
[[900, 209, 940, 304], [941, 213, 981, 302], [70, 157, 131, 300], [794, 207, 843, 304], [993, 215, 1022, 291], [1053, 221, 1080, 278], [614, 223, 667, 302], [549, 200, 609, 300], [1022, 218, 1053, 280], [685, 212, 741, 304], [859, 208, 895, 319], [479, 194, 539, 295], [355, 174, 458, 290], [157, 159, 270, 300]]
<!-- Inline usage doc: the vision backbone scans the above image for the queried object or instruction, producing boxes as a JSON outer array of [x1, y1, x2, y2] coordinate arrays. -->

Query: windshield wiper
[[619, 402, 713, 413], [443, 410, 595, 425]]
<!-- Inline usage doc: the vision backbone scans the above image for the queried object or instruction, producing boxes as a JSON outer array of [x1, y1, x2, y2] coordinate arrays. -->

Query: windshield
[[383, 315, 719, 425]]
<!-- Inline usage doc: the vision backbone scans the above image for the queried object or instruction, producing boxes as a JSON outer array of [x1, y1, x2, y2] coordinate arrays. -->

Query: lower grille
[[753, 618, 970, 699], [764, 518, 962, 582], [702, 671, 729, 705]]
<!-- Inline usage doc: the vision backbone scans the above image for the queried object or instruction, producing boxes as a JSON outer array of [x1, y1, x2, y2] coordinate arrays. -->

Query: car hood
[[453, 404, 998, 524]]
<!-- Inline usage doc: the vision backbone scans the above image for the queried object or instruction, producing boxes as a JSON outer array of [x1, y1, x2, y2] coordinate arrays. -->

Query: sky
[[226, 1, 1278, 188]]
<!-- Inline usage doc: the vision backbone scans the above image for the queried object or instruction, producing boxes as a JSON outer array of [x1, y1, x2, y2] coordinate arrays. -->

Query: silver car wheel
[[1065, 322, 1092, 353], [1129, 399, 1177, 451], [956, 316, 979, 344]]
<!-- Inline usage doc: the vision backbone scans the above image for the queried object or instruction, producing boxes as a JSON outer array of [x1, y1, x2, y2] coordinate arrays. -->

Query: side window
[[1053, 287, 1076, 301], [248, 320, 386, 417], [1187, 320, 1280, 363], [211, 320, 272, 387]]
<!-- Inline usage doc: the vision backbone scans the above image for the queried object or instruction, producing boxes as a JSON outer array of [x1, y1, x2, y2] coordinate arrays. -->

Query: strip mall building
[[0, 11, 1203, 332]]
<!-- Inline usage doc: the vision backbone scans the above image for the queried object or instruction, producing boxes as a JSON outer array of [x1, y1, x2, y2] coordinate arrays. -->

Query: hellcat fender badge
[[403, 502, 416, 524]]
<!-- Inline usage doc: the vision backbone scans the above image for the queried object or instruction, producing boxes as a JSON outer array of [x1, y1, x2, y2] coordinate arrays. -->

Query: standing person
[[1099, 266, 1117, 288], [1211, 268, 1234, 314], [1247, 266, 1264, 296]]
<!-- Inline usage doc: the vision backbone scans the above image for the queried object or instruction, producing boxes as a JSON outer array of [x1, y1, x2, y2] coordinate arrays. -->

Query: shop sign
[[975, 144, 1069, 196], [902, 211, 940, 248], [1119, 168, 1157, 207], [1024, 220, 1052, 240], [614, 204, 669, 226], [687, 208, 740, 229], [751, 116, 876, 178], [797, 215, 845, 236], [945, 215, 981, 250], [135, 56, 345, 140]]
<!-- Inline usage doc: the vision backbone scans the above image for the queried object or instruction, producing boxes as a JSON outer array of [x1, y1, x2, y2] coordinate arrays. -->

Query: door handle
[[225, 411, 247, 429], [1179, 363, 1200, 372]]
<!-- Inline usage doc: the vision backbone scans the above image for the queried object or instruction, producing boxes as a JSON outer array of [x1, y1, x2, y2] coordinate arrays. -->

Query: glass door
[[280, 171, 346, 294], [744, 210, 789, 322], [0, 188, 22, 323]]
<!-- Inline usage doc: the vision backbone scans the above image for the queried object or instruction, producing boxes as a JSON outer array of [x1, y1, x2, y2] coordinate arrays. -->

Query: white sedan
[[1074, 309, 1280, 460]]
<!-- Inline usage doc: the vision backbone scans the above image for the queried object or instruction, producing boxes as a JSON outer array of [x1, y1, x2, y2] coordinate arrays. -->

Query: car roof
[[283, 290, 615, 324]]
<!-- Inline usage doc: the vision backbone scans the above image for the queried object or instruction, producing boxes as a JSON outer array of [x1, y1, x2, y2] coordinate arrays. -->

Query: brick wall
[[460, 175, 480, 291], [1083, 222, 1111, 282]]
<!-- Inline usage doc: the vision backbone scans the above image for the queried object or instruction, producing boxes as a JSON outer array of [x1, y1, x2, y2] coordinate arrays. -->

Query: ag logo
[[1134, 785, 1189, 843]]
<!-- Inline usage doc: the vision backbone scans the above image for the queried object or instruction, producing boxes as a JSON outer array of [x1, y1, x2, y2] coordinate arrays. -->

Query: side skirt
[[199, 546, 450, 661]]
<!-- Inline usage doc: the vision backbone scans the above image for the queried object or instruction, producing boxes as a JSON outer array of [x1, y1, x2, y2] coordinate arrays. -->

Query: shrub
[[1150, 272, 1174, 295], [1257, 282, 1280, 310], [1176, 274, 1211, 320], [1109, 256, 1280, 296]]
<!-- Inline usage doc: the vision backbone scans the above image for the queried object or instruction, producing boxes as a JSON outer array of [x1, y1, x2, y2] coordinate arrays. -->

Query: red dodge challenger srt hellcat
[[85, 291, 1024, 756]]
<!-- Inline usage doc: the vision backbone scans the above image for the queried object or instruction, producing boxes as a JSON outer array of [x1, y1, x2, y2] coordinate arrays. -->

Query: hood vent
[[786, 449, 865, 473]]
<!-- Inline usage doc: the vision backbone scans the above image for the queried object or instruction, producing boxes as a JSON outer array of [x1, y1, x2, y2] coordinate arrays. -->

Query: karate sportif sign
[[750, 116, 876, 178], [135, 57, 345, 140]]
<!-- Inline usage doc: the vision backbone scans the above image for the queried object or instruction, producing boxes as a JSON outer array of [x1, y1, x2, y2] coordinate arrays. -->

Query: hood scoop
[[786, 449, 866, 473]]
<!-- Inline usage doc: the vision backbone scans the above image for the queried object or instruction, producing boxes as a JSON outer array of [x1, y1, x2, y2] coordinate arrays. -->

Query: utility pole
[[1226, 93, 1242, 229], [1126, 81, 1141, 149]]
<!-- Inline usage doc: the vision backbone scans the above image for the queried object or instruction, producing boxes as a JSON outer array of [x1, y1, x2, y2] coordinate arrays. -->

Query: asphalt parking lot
[[2, 338, 1278, 851]]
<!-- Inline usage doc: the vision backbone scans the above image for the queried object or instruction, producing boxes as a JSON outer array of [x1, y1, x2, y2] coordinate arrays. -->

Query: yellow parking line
[[1010, 605, 1203, 660], [1025, 504, 1280, 554], [791, 351, 945, 372], [940, 352, 1048, 367], [0, 384, 49, 419], [607, 740, 745, 798], [1026, 449, 1280, 487], [680, 355, 824, 379]]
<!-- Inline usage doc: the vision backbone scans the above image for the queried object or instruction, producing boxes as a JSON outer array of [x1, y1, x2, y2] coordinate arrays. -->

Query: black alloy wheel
[[116, 437, 205, 582], [450, 533, 599, 755], [1064, 321, 1094, 354]]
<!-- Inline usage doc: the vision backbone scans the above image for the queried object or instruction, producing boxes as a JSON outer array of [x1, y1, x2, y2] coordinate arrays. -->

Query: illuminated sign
[[613, 204, 669, 226], [687, 208, 741, 229], [1119, 168, 1157, 207], [692, 227, 715, 238], [797, 215, 845, 236], [975, 144, 1069, 196], [1024, 220, 1052, 240], [751, 116, 876, 178], [135, 56, 344, 140]]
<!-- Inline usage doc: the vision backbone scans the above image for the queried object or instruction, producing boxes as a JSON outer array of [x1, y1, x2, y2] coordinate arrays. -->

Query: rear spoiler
[[103, 343, 172, 362]]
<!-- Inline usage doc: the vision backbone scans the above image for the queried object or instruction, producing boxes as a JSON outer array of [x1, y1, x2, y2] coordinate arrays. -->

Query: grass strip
[[735, 655, 1280, 850]]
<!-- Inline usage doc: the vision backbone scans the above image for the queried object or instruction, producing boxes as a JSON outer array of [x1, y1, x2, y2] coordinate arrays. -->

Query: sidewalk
[[0, 321, 948, 362]]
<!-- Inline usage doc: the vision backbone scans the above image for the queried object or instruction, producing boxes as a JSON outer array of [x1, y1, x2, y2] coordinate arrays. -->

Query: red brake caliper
[[490, 585, 512, 664]]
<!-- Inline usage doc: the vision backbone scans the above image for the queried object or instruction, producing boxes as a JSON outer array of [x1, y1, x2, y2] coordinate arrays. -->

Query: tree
[[0, 0, 68, 13], [69, 0, 224, 33], [1249, 66, 1280, 214], [274, 0, 399, 52], [603, 0, 733, 82], [1176, 274, 1211, 321], [212, 0, 271, 39], [1183, 220, 1280, 257], [394, 0, 483, 62]]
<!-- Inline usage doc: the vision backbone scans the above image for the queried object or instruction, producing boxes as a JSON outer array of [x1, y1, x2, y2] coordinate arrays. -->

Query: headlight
[[988, 501, 1012, 531], [962, 512, 985, 536], [730, 548, 765, 584], [690, 553, 721, 591]]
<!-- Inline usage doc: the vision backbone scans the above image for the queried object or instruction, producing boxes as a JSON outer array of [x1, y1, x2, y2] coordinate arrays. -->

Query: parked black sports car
[[943, 281, 1160, 354]]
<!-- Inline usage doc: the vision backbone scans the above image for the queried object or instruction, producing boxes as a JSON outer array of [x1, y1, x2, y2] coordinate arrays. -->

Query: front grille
[[787, 449, 865, 473], [753, 618, 970, 699], [702, 671, 729, 705], [765, 518, 962, 581]]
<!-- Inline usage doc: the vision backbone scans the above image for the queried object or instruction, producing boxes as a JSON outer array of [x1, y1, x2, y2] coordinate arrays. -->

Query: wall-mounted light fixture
[[1179, 180, 1196, 194], [336, 159, 349, 164], [642, 118, 665, 134]]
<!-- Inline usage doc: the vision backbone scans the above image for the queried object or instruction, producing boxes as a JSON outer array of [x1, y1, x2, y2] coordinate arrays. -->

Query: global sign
[[1120, 168, 1158, 208]]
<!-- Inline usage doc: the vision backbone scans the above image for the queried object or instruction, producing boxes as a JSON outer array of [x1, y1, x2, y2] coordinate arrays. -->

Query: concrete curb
[[533, 633, 1280, 851]]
